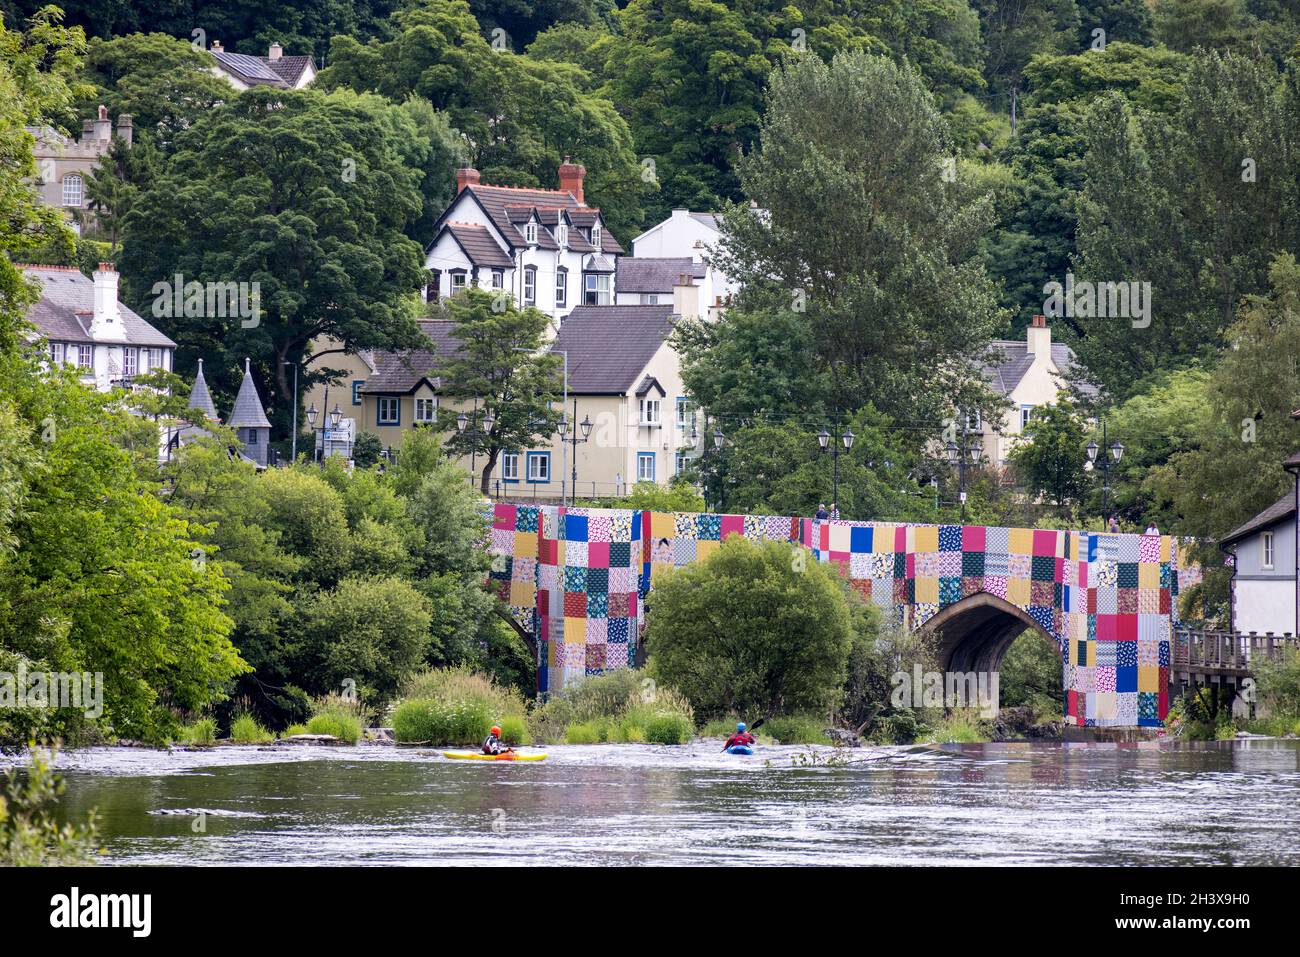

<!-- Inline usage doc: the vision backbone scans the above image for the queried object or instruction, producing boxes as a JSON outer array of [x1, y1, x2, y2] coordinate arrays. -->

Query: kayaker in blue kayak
[[724, 722, 755, 751], [482, 725, 514, 756]]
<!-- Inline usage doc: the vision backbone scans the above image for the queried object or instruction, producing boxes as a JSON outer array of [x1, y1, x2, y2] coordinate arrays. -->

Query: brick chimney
[[91, 262, 122, 339], [558, 155, 585, 203], [1027, 313, 1051, 360], [94, 104, 112, 142], [211, 40, 223, 53], [455, 167, 480, 193], [268, 42, 283, 61]]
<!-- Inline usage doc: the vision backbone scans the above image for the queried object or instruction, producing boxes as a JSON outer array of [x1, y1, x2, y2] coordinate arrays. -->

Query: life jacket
[[726, 732, 754, 748], [482, 734, 501, 755]]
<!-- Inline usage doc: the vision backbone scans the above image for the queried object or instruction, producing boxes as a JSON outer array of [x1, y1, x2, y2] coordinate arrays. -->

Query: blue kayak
[[727, 745, 754, 756]]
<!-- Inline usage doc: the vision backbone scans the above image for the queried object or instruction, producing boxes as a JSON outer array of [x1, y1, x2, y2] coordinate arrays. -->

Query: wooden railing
[[1173, 629, 1299, 673]]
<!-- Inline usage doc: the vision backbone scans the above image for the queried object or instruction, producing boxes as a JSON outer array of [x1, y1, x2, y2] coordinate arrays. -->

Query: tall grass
[[921, 709, 989, 744], [531, 670, 695, 745], [763, 714, 832, 745], [229, 713, 274, 744], [392, 667, 530, 745], [306, 694, 364, 745], [174, 717, 217, 746]]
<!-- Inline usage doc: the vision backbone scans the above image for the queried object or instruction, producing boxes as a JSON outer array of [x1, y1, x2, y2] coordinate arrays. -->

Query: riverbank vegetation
[[1, 748, 100, 866]]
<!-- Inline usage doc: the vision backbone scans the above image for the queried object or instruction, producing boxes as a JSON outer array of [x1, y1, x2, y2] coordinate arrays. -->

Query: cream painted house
[[26, 105, 132, 233], [979, 315, 1096, 466], [208, 42, 316, 90]]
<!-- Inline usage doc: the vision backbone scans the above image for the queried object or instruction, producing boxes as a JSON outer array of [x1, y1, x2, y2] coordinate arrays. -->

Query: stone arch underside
[[920, 591, 1062, 676]]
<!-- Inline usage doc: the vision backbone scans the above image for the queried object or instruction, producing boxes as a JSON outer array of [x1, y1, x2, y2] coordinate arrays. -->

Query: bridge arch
[[920, 591, 1061, 676]]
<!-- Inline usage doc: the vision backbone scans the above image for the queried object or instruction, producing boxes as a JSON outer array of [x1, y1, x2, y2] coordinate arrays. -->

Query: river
[[26, 739, 1300, 866]]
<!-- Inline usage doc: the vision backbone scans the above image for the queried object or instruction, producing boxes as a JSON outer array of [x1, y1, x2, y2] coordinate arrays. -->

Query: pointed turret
[[228, 357, 272, 467], [187, 358, 220, 422]]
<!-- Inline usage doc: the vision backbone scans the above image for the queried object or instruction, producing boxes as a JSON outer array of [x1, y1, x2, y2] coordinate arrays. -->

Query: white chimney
[[91, 262, 122, 339], [672, 273, 700, 320], [268, 42, 283, 61], [1026, 313, 1051, 361]]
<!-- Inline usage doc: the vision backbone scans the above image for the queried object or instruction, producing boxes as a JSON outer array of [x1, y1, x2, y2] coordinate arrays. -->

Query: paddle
[[721, 718, 765, 751]]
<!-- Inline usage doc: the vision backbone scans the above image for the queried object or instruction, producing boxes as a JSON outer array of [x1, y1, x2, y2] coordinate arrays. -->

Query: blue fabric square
[[893, 553, 906, 577], [564, 565, 587, 592], [587, 592, 608, 618], [630, 510, 641, 539], [1158, 641, 1170, 666], [609, 542, 631, 567], [1117, 641, 1138, 667], [938, 526, 962, 551], [1117, 666, 1138, 693], [586, 567, 608, 593], [851, 526, 872, 552], [565, 514, 588, 542], [696, 513, 721, 540], [939, 577, 961, 605], [608, 618, 629, 642], [515, 507, 539, 533]]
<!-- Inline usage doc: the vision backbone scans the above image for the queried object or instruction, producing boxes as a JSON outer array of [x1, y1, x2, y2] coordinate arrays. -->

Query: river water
[[26, 739, 1300, 866]]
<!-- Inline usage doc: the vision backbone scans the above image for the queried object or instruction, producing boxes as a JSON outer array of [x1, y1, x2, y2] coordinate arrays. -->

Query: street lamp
[[945, 435, 983, 521], [816, 422, 855, 515], [1086, 420, 1124, 526]]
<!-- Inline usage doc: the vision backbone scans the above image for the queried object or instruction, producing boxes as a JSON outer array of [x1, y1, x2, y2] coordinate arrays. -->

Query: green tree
[[1, 748, 100, 866], [1009, 401, 1090, 512], [645, 536, 856, 720], [432, 289, 562, 494], [119, 86, 430, 436]]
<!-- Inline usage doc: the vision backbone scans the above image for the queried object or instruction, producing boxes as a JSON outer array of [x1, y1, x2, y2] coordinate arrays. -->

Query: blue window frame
[[352, 380, 365, 406], [637, 452, 656, 482], [377, 396, 401, 426], [526, 451, 550, 483]]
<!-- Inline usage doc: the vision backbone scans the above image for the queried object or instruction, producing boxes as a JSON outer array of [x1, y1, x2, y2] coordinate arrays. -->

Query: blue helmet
[[737, 722, 746, 732]]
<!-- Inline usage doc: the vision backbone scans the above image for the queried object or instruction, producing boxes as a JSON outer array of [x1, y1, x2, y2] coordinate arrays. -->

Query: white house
[[630, 208, 741, 308], [979, 315, 1096, 466], [21, 262, 175, 391], [208, 42, 316, 91], [1221, 492, 1297, 637], [423, 158, 624, 329]]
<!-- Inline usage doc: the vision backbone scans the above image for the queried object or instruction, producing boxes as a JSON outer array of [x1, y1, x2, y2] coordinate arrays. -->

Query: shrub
[[229, 713, 274, 744], [498, 714, 530, 745], [282, 724, 309, 737], [1, 747, 100, 866], [393, 698, 494, 744], [763, 714, 831, 745], [306, 695, 364, 744], [401, 666, 529, 721], [530, 670, 694, 744], [1255, 645, 1300, 718], [564, 720, 605, 744], [175, 717, 217, 746], [640, 711, 694, 745], [921, 709, 990, 744], [645, 537, 854, 720]]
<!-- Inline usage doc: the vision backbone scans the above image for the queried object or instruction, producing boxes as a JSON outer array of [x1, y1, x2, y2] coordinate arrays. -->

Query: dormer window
[[557, 224, 567, 247], [525, 222, 538, 244], [590, 224, 601, 250]]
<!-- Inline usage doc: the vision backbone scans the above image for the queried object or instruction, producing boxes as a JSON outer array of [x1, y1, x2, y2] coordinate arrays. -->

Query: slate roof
[[690, 212, 721, 231], [552, 305, 675, 394], [616, 257, 706, 293], [228, 358, 272, 429], [267, 56, 313, 86], [981, 338, 1097, 399], [19, 265, 176, 348], [1221, 491, 1296, 548], [361, 321, 463, 394], [210, 50, 287, 87], [187, 359, 219, 421], [445, 223, 514, 268], [452, 184, 625, 255]]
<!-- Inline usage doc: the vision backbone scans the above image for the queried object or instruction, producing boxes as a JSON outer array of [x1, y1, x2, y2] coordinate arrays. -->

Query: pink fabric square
[[962, 526, 985, 551], [587, 542, 610, 568]]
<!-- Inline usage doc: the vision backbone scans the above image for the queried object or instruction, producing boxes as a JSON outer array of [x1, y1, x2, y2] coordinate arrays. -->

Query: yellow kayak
[[441, 750, 547, 762]]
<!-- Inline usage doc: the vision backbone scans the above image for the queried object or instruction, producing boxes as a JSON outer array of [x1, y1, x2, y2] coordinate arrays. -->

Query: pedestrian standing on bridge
[[1109, 516, 1119, 533], [815, 503, 828, 520], [1144, 521, 1159, 535]]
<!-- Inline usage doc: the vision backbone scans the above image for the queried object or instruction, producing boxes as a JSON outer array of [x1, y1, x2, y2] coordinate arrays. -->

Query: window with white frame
[[583, 272, 610, 305], [1263, 531, 1275, 569], [525, 222, 538, 244], [49, 342, 65, 365], [123, 347, 137, 378], [378, 397, 400, 425], [450, 271, 467, 293], [556, 224, 567, 246], [676, 453, 691, 475], [591, 224, 601, 250], [640, 397, 661, 426], [675, 397, 693, 429], [414, 397, 437, 423], [527, 452, 550, 482], [555, 269, 567, 308], [642, 293, 659, 305], [502, 452, 520, 481], [62, 174, 83, 207], [965, 409, 981, 432], [637, 452, 655, 482], [77, 345, 93, 370], [524, 266, 536, 305], [491, 270, 503, 289], [1020, 405, 1033, 430], [352, 380, 365, 405]]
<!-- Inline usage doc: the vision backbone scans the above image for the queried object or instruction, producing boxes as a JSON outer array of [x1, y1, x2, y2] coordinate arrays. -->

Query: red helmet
[[491, 726, 502, 737]]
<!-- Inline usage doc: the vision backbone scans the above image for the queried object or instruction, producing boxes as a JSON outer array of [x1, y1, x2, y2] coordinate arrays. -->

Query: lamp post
[[284, 360, 298, 463], [304, 389, 342, 464], [560, 400, 593, 507], [1085, 419, 1124, 525], [455, 402, 495, 490], [944, 435, 983, 521], [816, 423, 855, 514], [514, 345, 568, 506]]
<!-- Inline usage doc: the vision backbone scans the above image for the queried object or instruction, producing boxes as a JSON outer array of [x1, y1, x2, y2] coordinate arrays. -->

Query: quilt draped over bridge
[[487, 503, 1198, 729]]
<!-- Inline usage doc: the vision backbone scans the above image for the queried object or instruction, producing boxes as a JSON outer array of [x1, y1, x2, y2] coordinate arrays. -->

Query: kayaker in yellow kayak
[[481, 725, 514, 756]]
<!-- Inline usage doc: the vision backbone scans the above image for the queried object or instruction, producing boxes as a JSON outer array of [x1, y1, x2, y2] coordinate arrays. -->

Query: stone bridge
[[486, 503, 1197, 729]]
